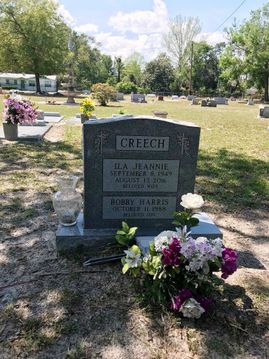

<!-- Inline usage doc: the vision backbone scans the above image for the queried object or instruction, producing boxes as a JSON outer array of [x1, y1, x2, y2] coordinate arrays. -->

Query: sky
[[57, 0, 267, 60]]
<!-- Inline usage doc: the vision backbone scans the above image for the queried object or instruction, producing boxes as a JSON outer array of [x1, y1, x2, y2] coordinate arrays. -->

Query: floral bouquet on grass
[[3, 95, 38, 125], [119, 193, 238, 319], [80, 98, 95, 117]]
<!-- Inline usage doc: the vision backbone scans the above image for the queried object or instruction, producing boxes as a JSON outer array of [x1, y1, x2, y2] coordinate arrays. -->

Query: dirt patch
[[44, 124, 66, 143]]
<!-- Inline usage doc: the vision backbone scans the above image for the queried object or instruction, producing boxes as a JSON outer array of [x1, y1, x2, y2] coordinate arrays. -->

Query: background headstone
[[116, 92, 124, 101], [213, 97, 228, 105], [131, 93, 146, 103]]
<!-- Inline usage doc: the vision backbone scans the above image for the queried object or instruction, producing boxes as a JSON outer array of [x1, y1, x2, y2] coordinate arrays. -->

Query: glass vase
[[53, 176, 82, 226]]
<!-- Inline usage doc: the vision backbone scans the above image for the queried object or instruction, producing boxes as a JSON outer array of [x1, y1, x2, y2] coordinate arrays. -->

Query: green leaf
[[189, 217, 199, 227], [122, 263, 129, 274], [128, 226, 138, 237], [116, 230, 126, 235], [130, 244, 141, 255], [115, 234, 128, 246], [122, 221, 129, 233]]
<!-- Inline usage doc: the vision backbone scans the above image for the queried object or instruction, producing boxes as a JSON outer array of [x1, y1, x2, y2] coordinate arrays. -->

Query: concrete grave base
[[56, 212, 222, 255], [0, 124, 52, 142]]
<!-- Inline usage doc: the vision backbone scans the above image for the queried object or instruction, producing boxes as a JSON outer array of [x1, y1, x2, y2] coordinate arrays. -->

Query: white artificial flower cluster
[[181, 236, 223, 273], [180, 298, 205, 319], [154, 230, 178, 252], [124, 248, 142, 268], [180, 193, 204, 210]]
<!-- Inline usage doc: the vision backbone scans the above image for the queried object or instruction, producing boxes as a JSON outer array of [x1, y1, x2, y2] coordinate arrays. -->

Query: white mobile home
[[0, 73, 57, 92]]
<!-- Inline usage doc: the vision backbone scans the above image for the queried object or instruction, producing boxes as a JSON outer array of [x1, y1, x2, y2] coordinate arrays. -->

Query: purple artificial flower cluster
[[221, 248, 238, 279], [171, 288, 213, 312], [3, 97, 38, 125], [162, 237, 181, 266], [171, 288, 192, 311]]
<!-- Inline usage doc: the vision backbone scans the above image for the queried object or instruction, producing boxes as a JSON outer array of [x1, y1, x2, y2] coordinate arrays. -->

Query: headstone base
[[56, 212, 222, 255]]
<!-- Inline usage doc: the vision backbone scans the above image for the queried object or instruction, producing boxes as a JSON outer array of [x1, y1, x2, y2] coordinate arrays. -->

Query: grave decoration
[[56, 116, 222, 255], [80, 98, 95, 123], [120, 192, 238, 319], [53, 176, 82, 227], [2, 95, 38, 140]]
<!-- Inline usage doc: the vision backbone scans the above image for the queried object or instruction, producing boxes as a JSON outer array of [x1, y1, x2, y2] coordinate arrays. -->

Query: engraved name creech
[[116, 136, 169, 151]]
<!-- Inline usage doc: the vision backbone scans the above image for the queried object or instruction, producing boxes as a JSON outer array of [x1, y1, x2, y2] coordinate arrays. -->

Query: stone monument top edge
[[83, 115, 200, 128]]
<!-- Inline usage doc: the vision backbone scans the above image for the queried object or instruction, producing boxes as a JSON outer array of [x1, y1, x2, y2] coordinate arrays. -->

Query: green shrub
[[116, 81, 138, 94], [91, 83, 116, 106]]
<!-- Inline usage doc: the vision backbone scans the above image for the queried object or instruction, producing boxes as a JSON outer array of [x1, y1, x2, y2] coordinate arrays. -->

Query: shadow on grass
[[143, 281, 268, 359], [0, 140, 82, 173], [195, 282, 269, 359], [197, 148, 269, 212]]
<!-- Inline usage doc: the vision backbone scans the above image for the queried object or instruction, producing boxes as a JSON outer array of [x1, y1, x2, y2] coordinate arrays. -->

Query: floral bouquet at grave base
[[80, 98, 95, 117], [2, 95, 38, 125], [119, 193, 238, 319]]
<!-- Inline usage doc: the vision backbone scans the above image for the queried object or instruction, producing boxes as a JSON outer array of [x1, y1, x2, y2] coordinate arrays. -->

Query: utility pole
[[189, 41, 194, 95]]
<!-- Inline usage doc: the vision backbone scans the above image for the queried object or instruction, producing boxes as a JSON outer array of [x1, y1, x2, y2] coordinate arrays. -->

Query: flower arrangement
[[2, 95, 38, 125], [80, 98, 95, 117], [119, 193, 238, 319]]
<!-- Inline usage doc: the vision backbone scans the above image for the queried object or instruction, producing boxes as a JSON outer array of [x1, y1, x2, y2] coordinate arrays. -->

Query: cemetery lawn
[[0, 95, 268, 358]]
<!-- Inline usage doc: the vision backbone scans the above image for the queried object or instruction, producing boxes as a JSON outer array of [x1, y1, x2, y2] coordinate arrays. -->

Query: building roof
[[0, 73, 56, 80]]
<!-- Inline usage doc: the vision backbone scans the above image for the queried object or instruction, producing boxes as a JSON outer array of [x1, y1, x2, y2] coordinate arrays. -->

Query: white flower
[[124, 248, 141, 268], [187, 257, 204, 271], [176, 226, 191, 240], [211, 237, 223, 257], [180, 298, 205, 319], [180, 193, 204, 210], [154, 231, 178, 252]]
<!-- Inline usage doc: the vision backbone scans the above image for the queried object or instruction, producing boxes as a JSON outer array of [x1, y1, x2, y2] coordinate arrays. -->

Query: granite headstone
[[83, 116, 200, 232], [56, 115, 222, 253]]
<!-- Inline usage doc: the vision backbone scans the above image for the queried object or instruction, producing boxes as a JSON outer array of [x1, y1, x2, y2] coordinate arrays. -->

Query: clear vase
[[53, 176, 82, 226]]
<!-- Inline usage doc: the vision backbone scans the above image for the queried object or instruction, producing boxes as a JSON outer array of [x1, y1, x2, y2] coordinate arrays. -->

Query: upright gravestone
[[83, 116, 199, 232], [131, 93, 146, 103], [56, 116, 222, 253]]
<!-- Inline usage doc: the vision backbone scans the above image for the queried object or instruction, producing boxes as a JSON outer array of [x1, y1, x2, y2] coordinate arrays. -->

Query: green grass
[[0, 94, 268, 213]]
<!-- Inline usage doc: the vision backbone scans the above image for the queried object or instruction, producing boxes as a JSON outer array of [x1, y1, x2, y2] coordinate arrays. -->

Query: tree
[[114, 57, 124, 83], [0, 0, 69, 93], [63, 32, 113, 89], [163, 15, 201, 69], [142, 53, 174, 93], [222, 4, 269, 101], [122, 52, 145, 85], [192, 42, 220, 94], [219, 44, 246, 95]]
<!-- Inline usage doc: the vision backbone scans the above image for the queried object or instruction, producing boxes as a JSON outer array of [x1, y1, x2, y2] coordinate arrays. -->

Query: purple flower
[[2, 97, 37, 124], [171, 288, 193, 311], [162, 238, 181, 266], [221, 248, 238, 279], [196, 296, 213, 311]]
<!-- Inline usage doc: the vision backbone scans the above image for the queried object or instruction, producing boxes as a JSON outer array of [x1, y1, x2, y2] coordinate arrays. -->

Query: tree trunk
[[35, 73, 41, 94], [264, 74, 269, 102]]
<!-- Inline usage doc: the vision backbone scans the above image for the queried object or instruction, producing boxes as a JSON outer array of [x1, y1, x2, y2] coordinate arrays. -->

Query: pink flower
[[162, 237, 181, 266], [196, 296, 213, 311], [171, 288, 193, 311], [221, 248, 238, 279], [2, 97, 37, 125]]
